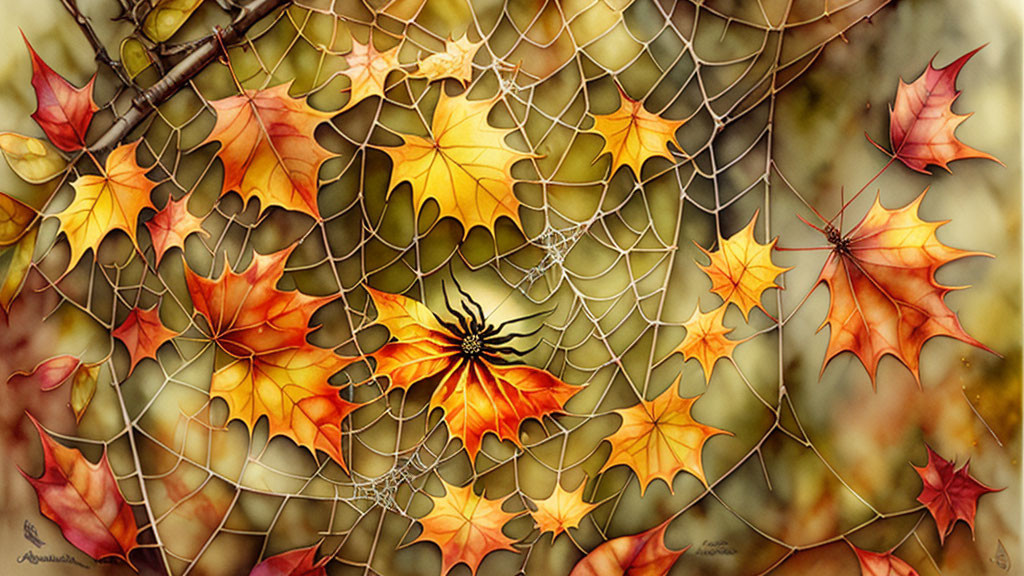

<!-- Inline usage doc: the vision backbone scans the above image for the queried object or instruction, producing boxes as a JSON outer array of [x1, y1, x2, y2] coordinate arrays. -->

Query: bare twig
[[59, 0, 131, 84], [89, 0, 290, 153]]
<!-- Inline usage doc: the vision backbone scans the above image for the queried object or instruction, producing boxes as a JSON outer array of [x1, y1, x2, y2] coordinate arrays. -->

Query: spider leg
[[488, 341, 542, 358], [441, 281, 471, 335], [451, 273, 486, 327], [430, 310, 465, 339], [488, 308, 554, 336], [484, 324, 545, 346]]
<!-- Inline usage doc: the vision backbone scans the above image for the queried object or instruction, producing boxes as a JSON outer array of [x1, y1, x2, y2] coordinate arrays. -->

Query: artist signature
[[16, 519, 90, 569], [694, 539, 738, 556]]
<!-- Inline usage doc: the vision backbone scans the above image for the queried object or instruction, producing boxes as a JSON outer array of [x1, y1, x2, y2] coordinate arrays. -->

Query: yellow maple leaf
[[378, 93, 536, 237], [58, 140, 155, 272], [601, 379, 730, 494], [340, 38, 403, 111], [410, 34, 483, 86], [697, 210, 790, 320], [202, 83, 333, 219], [530, 482, 597, 538], [590, 87, 687, 176], [674, 304, 740, 381], [413, 480, 518, 575]]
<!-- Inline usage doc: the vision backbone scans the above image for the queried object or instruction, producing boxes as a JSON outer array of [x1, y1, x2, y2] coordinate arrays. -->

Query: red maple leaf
[[913, 444, 1001, 544], [850, 544, 919, 576], [22, 33, 97, 152], [250, 543, 330, 576], [878, 46, 1001, 173], [112, 305, 180, 373]]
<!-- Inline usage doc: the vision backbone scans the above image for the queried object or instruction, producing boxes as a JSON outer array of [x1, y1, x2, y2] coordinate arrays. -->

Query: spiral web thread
[[25, 0, 999, 574]]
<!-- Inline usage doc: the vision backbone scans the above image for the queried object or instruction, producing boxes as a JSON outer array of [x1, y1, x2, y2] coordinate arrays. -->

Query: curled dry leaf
[[6, 355, 81, 391], [250, 542, 330, 576], [413, 480, 518, 575], [883, 47, 1001, 174], [22, 34, 97, 152], [145, 193, 209, 265], [58, 140, 156, 273], [185, 246, 359, 469], [913, 444, 1001, 544], [600, 377, 730, 494], [850, 544, 919, 576], [203, 83, 333, 219], [410, 34, 483, 85], [569, 520, 686, 576], [362, 286, 577, 459], [590, 87, 687, 177], [0, 191, 36, 247], [69, 362, 99, 424], [0, 225, 37, 311], [0, 132, 66, 184], [697, 210, 790, 320], [378, 92, 537, 237], [815, 191, 992, 385], [340, 38, 403, 111], [674, 304, 740, 381], [20, 414, 138, 565], [112, 305, 180, 373]]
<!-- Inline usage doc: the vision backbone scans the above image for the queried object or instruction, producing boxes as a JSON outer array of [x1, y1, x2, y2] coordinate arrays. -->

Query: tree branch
[[59, 0, 131, 84], [89, 0, 290, 153]]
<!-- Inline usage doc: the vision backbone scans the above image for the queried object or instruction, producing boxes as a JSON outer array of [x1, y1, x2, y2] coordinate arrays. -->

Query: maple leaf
[[913, 444, 1001, 544], [673, 304, 740, 381], [600, 379, 730, 494], [185, 246, 359, 469], [814, 191, 992, 385], [20, 414, 138, 564], [413, 480, 518, 575], [250, 543, 329, 576], [569, 520, 686, 576], [145, 193, 209, 265], [377, 92, 537, 237], [202, 83, 333, 219], [697, 210, 790, 320], [57, 140, 156, 273], [1, 191, 37, 247], [410, 34, 483, 86], [879, 47, 1000, 174], [530, 482, 597, 538], [112, 305, 180, 373], [22, 34, 98, 152], [850, 545, 919, 576], [364, 286, 578, 459], [340, 38, 403, 111], [590, 87, 687, 177]]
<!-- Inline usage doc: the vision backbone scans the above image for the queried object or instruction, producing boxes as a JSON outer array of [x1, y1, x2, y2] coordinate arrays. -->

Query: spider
[[430, 276, 550, 364], [824, 224, 852, 255]]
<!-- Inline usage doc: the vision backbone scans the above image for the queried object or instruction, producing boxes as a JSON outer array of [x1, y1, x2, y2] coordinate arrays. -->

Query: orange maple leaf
[[569, 520, 686, 576], [590, 87, 687, 177], [697, 210, 790, 320], [410, 34, 483, 86], [879, 47, 1001, 174], [673, 304, 741, 381], [363, 286, 578, 459], [600, 378, 730, 494], [145, 193, 208, 265], [251, 543, 330, 576], [340, 38, 403, 111], [377, 92, 537, 237], [814, 191, 992, 385], [57, 140, 156, 272], [202, 83, 333, 219], [530, 481, 597, 538], [112, 305, 180, 373], [413, 480, 518, 575], [20, 414, 138, 565], [913, 445, 1001, 544], [23, 34, 97, 152], [850, 544, 919, 576], [185, 246, 359, 469]]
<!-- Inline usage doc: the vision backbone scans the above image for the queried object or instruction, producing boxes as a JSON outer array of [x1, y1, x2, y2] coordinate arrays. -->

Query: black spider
[[824, 224, 852, 255], [430, 276, 549, 364]]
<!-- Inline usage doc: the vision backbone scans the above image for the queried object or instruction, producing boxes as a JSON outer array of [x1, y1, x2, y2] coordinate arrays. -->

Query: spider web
[[17, 0, 1015, 575]]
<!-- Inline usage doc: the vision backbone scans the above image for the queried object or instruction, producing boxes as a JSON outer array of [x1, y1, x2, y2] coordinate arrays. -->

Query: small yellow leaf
[[591, 87, 687, 176], [143, 0, 204, 43], [0, 225, 37, 311], [119, 38, 154, 80], [674, 304, 740, 381], [0, 191, 36, 246], [530, 482, 597, 538], [57, 140, 156, 272], [410, 34, 483, 86], [0, 133, 66, 184], [70, 362, 99, 423]]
